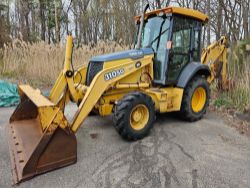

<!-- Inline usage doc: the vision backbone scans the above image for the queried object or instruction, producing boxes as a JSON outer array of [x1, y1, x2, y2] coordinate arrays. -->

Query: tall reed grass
[[227, 40, 250, 111], [0, 39, 249, 111], [0, 39, 127, 86], [214, 40, 250, 111]]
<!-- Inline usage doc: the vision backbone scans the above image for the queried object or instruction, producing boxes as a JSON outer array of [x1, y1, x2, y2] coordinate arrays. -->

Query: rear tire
[[180, 76, 210, 121], [113, 92, 155, 141]]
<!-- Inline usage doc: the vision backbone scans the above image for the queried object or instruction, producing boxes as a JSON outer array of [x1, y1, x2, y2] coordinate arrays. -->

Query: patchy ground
[[210, 106, 250, 138], [0, 105, 250, 188]]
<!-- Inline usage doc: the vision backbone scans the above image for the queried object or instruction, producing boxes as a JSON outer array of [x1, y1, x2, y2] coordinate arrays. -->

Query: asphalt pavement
[[0, 104, 250, 188]]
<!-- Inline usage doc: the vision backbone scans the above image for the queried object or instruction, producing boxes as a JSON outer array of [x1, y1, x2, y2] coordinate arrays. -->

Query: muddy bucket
[[7, 85, 77, 184]]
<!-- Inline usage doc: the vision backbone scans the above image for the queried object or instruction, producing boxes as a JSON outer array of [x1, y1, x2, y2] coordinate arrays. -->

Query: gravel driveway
[[0, 105, 250, 188]]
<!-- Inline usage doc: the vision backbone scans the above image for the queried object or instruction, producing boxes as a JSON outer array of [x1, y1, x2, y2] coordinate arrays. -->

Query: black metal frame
[[86, 61, 104, 86], [153, 14, 204, 86]]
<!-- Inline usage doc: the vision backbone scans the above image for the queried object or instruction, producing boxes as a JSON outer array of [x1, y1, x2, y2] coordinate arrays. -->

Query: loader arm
[[201, 36, 229, 90], [71, 56, 153, 132], [49, 35, 84, 105], [49, 35, 154, 132]]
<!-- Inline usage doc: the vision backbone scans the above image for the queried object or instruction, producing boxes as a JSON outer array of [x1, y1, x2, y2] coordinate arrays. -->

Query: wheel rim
[[191, 87, 207, 113], [130, 104, 149, 131]]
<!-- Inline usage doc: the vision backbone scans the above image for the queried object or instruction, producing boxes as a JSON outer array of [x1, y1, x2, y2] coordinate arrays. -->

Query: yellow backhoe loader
[[7, 6, 229, 184]]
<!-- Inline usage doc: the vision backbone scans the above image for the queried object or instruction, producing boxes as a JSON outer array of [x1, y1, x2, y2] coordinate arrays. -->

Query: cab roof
[[135, 7, 208, 23]]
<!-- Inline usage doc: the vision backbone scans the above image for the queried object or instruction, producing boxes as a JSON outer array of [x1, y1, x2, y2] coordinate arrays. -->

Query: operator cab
[[135, 7, 208, 85]]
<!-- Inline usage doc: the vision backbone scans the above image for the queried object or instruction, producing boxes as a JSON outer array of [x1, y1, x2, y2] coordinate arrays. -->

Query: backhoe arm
[[201, 36, 229, 90]]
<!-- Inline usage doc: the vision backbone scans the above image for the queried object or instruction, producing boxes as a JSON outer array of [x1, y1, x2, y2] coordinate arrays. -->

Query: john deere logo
[[104, 69, 125, 81]]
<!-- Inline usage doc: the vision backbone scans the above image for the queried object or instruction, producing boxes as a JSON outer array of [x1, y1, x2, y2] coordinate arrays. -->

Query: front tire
[[113, 92, 155, 141], [180, 76, 210, 121]]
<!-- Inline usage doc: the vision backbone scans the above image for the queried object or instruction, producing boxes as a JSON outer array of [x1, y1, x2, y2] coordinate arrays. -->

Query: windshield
[[141, 16, 170, 51]]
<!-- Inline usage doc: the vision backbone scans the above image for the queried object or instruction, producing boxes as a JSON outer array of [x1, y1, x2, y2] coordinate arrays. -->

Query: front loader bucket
[[7, 85, 77, 184]]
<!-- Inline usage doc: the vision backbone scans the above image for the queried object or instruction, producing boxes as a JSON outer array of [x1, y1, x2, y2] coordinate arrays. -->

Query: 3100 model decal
[[104, 68, 125, 81]]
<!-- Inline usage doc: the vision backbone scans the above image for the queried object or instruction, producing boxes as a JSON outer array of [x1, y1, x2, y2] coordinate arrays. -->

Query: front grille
[[86, 61, 104, 86]]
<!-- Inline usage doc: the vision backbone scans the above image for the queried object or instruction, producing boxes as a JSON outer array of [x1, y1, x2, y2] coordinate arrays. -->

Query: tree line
[[0, 0, 249, 48]]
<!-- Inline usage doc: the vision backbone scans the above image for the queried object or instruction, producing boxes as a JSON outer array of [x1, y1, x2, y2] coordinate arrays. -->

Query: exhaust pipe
[[136, 4, 150, 50]]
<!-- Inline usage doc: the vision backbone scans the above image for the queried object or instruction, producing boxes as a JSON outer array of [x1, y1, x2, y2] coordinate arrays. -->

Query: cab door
[[166, 16, 202, 84]]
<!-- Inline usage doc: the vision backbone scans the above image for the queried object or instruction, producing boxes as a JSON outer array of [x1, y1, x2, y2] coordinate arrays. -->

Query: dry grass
[[0, 39, 127, 86], [214, 40, 250, 112], [1, 38, 249, 111], [227, 42, 250, 111]]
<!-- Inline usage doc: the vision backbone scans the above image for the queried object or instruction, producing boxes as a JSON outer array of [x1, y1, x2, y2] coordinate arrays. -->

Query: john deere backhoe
[[7, 6, 229, 183]]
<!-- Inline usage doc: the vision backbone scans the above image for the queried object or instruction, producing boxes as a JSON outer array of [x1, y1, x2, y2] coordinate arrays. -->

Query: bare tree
[[39, 0, 46, 41], [0, 0, 250, 46]]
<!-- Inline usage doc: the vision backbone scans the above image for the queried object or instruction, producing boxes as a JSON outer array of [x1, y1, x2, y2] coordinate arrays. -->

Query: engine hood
[[90, 48, 154, 62]]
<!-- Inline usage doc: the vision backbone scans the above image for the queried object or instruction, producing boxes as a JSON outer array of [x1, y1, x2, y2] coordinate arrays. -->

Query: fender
[[177, 62, 211, 88]]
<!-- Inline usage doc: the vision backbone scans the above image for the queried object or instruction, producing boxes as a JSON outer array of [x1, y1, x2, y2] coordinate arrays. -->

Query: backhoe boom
[[201, 36, 229, 90]]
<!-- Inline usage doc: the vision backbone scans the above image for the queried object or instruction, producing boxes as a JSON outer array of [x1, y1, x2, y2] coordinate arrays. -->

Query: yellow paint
[[18, 84, 68, 131], [171, 7, 208, 22], [52, 110, 68, 129], [49, 71, 67, 104], [74, 66, 88, 85], [99, 104, 113, 116], [145, 87, 184, 113], [67, 77, 80, 102], [130, 104, 149, 131], [38, 107, 59, 131], [98, 88, 139, 116], [135, 7, 208, 23], [115, 83, 150, 89], [38, 106, 68, 131], [19, 85, 54, 107], [57, 91, 70, 110], [104, 55, 154, 85], [49, 39, 155, 120], [191, 87, 206, 113], [15, 32, 228, 139], [50, 36, 89, 105], [201, 36, 228, 89], [71, 55, 153, 132], [64, 35, 73, 71], [97, 86, 184, 117]]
